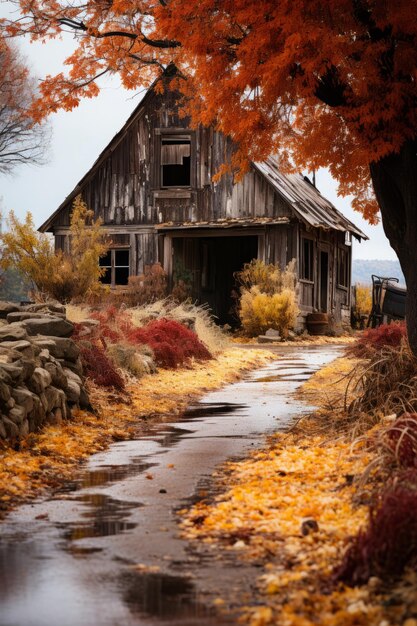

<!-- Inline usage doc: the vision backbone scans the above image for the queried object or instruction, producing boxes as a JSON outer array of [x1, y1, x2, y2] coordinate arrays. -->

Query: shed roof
[[253, 159, 367, 240]]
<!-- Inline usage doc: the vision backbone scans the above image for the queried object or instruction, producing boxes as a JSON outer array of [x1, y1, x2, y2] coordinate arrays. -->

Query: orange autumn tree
[[2, 1, 417, 348]]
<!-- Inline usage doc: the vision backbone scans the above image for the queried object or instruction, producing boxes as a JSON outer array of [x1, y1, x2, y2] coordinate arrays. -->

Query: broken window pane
[[161, 139, 191, 187]]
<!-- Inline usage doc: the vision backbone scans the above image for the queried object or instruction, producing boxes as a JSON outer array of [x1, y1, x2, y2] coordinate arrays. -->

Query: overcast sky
[[0, 31, 399, 261]]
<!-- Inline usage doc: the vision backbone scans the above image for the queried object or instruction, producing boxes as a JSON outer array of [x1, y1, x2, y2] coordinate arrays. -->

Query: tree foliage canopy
[[4, 1, 417, 348], [2, 1, 417, 222]]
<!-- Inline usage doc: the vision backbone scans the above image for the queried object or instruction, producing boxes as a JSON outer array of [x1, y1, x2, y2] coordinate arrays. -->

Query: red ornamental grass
[[334, 475, 417, 586], [78, 342, 125, 391], [90, 305, 135, 343], [350, 322, 407, 358], [127, 319, 212, 369], [386, 413, 417, 468]]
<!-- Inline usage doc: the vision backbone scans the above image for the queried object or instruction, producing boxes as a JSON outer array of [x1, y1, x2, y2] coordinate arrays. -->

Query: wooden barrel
[[306, 313, 329, 335]]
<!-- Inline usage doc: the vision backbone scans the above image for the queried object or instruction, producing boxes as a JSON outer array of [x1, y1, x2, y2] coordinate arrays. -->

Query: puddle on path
[[121, 571, 223, 625], [255, 372, 315, 383], [181, 402, 247, 419], [0, 344, 343, 626], [79, 461, 157, 489], [58, 493, 140, 541]]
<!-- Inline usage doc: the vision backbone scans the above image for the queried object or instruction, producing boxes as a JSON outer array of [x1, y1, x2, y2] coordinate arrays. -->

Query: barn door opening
[[171, 235, 258, 325], [319, 251, 329, 312], [200, 236, 258, 325]]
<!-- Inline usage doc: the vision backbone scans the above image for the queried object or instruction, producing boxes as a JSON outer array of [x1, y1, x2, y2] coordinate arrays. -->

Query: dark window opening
[[99, 249, 130, 286], [201, 241, 215, 291], [337, 247, 349, 288], [319, 251, 329, 312], [301, 238, 314, 281], [99, 251, 112, 285], [161, 139, 191, 187]]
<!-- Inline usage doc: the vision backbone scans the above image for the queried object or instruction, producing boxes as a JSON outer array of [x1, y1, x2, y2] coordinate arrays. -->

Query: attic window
[[161, 138, 191, 187], [99, 249, 130, 286]]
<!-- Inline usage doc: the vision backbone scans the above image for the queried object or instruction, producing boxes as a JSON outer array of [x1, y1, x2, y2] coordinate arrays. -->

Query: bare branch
[[0, 40, 50, 174]]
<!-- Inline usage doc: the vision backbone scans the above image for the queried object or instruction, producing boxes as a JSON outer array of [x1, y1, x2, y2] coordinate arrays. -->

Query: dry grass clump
[[107, 343, 156, 378], [69, 299, 228, 356], [66, 303, 92, 324], [129, 299, 228, 355], [348, 342, 417, 419]]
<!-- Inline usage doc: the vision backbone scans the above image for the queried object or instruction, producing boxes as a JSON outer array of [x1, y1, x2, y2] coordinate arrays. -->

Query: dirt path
[[0, 345, 343, 626]]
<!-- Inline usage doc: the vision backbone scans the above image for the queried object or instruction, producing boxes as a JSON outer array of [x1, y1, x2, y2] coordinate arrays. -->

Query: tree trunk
[[369, 139, 417, 356]]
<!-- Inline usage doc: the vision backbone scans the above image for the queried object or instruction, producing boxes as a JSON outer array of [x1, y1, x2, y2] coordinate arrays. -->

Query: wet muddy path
[[0, 345, 342, 626]]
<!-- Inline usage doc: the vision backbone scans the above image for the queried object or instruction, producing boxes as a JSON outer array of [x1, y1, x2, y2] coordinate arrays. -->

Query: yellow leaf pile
[[180, 354, 407, 626], [180, 432, 394, 625]]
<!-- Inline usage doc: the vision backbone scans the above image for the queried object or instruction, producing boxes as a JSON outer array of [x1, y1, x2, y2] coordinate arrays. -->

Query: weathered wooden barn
[[40, 81, 367, 326]]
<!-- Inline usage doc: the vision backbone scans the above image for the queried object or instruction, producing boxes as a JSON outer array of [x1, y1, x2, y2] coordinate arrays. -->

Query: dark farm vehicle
[[367, 274, 407, 328]]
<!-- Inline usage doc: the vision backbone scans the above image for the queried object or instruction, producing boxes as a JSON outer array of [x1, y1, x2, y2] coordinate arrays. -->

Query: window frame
[[161, 136, 191, 188], [154, 129, 195, 190], [99, 248, 130, 288], [337, 245, 349, 290]]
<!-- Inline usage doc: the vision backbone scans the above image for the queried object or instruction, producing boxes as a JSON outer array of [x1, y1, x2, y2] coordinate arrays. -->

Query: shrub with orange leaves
[[125, 264, 168, 306], [89, 305, 134, 343], [235, 259, 299, 337]]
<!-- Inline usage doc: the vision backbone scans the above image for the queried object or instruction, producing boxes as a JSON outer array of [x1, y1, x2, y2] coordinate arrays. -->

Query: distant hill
[[352, 259, 405, 286]]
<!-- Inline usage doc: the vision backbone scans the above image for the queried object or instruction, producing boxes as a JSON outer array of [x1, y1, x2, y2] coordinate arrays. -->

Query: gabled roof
[[39, 82, 159, 233], [253, 159, 367, 240], [39, 81, 368, 241]]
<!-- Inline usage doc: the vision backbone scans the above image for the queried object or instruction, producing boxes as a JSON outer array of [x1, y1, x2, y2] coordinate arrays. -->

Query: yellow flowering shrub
[[0, 196, 108, 302], [354, 284, 372, 319], [240, 287, 298, 337], [235, 259, 299, 337]]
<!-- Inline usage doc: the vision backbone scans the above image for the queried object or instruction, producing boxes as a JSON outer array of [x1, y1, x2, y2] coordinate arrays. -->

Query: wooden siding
[[52, 89, 292, 230]]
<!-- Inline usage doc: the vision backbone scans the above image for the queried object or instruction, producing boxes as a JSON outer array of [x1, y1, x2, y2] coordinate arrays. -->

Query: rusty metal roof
[[155, 216, 291, 230], [253, 158, 368, 240]]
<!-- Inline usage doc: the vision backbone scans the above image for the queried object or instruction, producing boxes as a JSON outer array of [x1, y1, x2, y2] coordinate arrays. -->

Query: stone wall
[[0, 301, 89, 442]]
